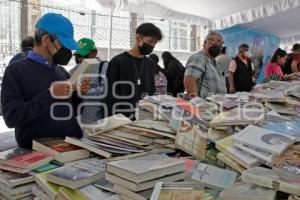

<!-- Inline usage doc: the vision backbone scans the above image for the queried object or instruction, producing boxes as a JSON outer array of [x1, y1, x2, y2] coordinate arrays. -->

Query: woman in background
[[149, 54, 167, 94], [162, 51, 185, 97], [264, 48, 288, 81]]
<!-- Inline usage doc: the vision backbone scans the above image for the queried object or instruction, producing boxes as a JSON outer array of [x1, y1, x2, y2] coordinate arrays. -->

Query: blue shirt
[[27, 51, 56, 68]]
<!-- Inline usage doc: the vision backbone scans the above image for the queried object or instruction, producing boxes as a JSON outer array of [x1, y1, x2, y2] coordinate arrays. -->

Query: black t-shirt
[[104, 52, 155, 119]]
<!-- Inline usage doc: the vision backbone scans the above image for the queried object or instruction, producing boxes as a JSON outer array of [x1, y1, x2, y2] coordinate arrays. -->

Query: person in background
[[265, 48, 288, 80], [162, 51, 185, 97], [104, 23, 162, 119], [1, 13, 89, 149], [216, 47, 232, 78], [184, 31, 226, 99], [9, 36, 34, 64], [228, 44, 253, 93], [216, 46, 232, 90], [283, 43, 300, 74], [69, 38, 98, 75], [149, 54, 168, 94], [70, 38, 108, 124]]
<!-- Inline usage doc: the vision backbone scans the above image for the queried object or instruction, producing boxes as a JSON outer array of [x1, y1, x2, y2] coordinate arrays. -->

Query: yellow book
[[35, 170, 60, 200]]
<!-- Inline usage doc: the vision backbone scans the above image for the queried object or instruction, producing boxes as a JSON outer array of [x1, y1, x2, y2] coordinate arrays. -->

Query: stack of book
[[32, 138, 90, 165], [0, 148, 54, 199], [106, 154, 185, 200], [66, 114, 177, 158], [0, 170, 35, 200], [33, 157, 120, 200]]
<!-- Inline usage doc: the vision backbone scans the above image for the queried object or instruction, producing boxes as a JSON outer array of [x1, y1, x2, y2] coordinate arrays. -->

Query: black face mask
[[139, 42, 154, 55], [208, 46, 221, 58], [52, 47, 72, 65]]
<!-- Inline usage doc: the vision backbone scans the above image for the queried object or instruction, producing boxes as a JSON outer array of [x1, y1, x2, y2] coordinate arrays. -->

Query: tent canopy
[[90, 0, 300, 44]]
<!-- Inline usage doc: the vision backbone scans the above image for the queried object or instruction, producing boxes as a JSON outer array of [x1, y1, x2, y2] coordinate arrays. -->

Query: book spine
[[242, 172, 300, 196]]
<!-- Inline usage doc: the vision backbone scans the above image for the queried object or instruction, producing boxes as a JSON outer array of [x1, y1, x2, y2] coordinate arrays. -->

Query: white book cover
[[233, 125, 296, 155], [107, 154, 184, 175], [186, 162, 237, 190], [82, 114, 132, 136], [242, 167, 300, 196], [69, 58, 101, 85]]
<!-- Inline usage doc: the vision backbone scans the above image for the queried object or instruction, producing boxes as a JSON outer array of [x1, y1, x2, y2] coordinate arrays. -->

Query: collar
[[27, 50, 56, 68]]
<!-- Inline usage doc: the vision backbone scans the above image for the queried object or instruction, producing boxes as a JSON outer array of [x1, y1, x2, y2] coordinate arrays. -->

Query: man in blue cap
[[1, 13, 89, 149]]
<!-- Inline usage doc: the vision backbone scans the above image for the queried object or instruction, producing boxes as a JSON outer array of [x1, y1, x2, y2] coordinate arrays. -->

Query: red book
[[0, 148, 53, 170]]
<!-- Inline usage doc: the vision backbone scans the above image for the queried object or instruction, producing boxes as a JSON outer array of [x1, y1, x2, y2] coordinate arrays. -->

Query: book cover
[[33, 138, 90, 163], [47, 158, 106, 189], [186, 162, 237, 190], [82, 114, 132, 136], [113, 184, 152, 200], [265, 102, 296, 115], [234, 143, 274, 166], [0, 170, 34, 187], [150, 182, 205, 200], [209, 108, 264, 127], [242, 167, 300, 196], [0, 131, 17, 152], [34, 138, 83, 152], [0, 163, 30, 174], [263, 121, 300, 142], [0, 148, 53, 170], [79, 185, 116, 200], [175, 124, 208, 160], [233, 125, 296, 155], [216, 135, 259, 168], [35, 170, 60, 200], [65, 137, 112, 158], [107, 154, 185, 183], [219, 182, 276, 200], [69, 58, 100, 85]]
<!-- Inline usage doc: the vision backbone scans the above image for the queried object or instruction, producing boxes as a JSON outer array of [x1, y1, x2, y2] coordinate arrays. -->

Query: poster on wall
[[219, 26, 280, 84]]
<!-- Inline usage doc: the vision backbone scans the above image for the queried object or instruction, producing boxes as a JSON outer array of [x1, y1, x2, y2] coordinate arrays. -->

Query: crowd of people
[[1, 12, 300, 149]]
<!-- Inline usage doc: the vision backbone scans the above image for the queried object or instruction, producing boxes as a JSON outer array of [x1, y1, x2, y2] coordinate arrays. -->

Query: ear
[[41, 34, 50, 47], [136, 33, 142, 45]]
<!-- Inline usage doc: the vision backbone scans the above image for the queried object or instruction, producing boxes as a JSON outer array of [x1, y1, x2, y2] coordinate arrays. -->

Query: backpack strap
[[198, 55, 208, 96]]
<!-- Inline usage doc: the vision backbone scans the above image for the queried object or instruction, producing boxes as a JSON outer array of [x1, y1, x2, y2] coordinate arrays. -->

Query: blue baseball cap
[[36, 13, 79, 50]]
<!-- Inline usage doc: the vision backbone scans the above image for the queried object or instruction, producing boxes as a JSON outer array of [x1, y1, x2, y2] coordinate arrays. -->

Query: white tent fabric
[[89, 0, 300, 44]]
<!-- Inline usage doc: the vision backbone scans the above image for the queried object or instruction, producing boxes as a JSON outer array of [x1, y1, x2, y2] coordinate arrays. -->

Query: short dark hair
[[149, 54, 159, 64], [136, 23, 162, 41], [238, 44, 249, 51], [271, 48, 287, 63], [34, 29, 57, 46], [221, 47, 227, 54], [292, 43, 300, 52], [21, 36, 34, 51]]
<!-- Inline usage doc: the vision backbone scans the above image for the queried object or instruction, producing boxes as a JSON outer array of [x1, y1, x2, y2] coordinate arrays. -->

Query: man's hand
[[49, 81, 74, 99], [78, 78, 91, 95]]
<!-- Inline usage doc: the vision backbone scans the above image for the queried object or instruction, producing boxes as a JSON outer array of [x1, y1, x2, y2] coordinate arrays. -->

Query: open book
[[69, 58, 101, 85]]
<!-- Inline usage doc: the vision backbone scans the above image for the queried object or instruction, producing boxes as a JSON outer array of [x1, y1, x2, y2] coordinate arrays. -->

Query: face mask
[[139, 42, 154, 55], [52, 47, 72, 65], [208, 46, 221, 58]]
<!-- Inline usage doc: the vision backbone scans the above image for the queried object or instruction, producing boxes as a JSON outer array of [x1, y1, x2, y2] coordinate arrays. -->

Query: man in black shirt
[[105, 23, 162, 119]]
